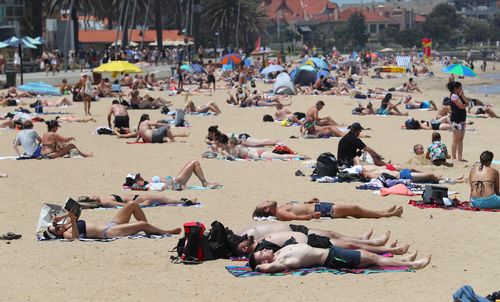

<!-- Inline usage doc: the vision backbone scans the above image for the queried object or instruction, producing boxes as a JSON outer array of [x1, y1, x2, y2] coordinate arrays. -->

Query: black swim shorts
[[307, 234, 332, 249], [289, 224, 309, 235], [114, 115, 130, 129], [323, 246, 361, 269]]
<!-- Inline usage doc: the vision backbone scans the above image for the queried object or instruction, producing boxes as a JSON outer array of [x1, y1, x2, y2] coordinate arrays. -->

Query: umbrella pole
[[19, 43, 23, 85]]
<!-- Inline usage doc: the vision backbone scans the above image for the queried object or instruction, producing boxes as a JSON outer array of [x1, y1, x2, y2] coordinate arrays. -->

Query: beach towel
[[408, 200, 500, 212], [36, 203, 174, 241], [97, 202, 203, 210], [380, 184, 417, 197], [166, 111, 216, 116], [122, 184, 222, 191], [253, 216, 332, 221], [225, 265, 414, 278]]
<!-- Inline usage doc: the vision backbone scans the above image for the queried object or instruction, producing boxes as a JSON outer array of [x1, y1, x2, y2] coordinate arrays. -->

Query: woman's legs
[[106, 221, 181, 237], [333, 204, 403, 219], [174, 160, 209, 186], [47, 144, 93, 158], [243, 138, 279, 147], [458, 130, 465, 161], [208, 102, 222, 114], [357, 250, 431, 270], [135, 194, 184, 206], [111, 202, 147, 224], [84, 94, 91, 116], [451, 129, 460, 160]]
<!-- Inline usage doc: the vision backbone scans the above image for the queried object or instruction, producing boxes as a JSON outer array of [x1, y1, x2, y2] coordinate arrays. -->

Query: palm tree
[[201, 0, 269, 48]]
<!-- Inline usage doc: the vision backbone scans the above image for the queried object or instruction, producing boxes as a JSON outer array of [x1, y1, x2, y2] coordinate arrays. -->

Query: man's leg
[[333, 204, 403, 219], [333, 240, 410, 255], [410, 172, 440, 183], [357, 250, 431, 270]]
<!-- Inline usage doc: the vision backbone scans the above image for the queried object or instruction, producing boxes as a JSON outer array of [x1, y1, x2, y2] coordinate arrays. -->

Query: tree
[[200, 0, 269, 49], [464, 18, 490, 44], [395, 25, 425, 48], [422, 3, 461, 46], [378, 27, 399, 46], [346, 12, 369, 49]]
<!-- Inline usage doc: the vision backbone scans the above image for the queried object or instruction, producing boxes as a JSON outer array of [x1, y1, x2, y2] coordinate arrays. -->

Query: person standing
[[0, 52, 5, 74], [447, 81, 469, 162], [80, 72, 93, 116], [206, 60, 216, 91]]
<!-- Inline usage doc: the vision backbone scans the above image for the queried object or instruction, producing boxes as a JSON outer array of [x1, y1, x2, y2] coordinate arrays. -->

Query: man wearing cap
[[337, 122, 385, 167]]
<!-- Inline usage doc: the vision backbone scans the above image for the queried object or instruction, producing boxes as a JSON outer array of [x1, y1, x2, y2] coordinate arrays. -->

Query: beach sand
[[0, 66, 499, 301]]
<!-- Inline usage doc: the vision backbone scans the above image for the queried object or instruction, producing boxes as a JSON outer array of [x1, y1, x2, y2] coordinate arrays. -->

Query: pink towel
[[380, 184, 417, 197]]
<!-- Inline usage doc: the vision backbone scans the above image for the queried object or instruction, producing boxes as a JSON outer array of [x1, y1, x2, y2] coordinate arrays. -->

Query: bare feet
[[401, 251, 418, 262], [360, 228, 373, 240], [168, 228, 182, 234], [409, 255, 432, 270], [390, 244, 410, 255], [389, 239, 398, 248], [385, 205, 397, 213], [391, 206, 404, 217], [371, 231, 390, 246]]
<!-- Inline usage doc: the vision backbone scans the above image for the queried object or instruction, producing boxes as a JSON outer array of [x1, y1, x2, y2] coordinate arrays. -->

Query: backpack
[[205, 221, 230, 260], [171, 221, 230, 264], [313, 152, 338, 177]]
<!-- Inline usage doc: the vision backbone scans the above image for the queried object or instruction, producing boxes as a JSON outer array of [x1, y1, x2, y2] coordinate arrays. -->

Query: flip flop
[[6, 232, 21, 240], [295, 170, 305, 177]]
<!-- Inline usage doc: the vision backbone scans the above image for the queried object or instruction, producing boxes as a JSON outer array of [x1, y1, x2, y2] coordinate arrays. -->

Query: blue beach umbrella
[[260, 64, 284, 75], [190, 63, 206, 74], [0, 41, 8, 48], [441, 64, 477, 77], [18, 82, 62, 96], [3, 36, 37, 49]]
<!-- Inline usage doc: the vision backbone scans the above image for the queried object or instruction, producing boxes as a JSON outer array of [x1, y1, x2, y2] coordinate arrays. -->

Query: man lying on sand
[[75, 193, 196, 208], [43, 202, 181, 240], [252, 199, 403, 221], [229, 228, 407, 258], [249, 243, 431, 272], [135, 114, 189, 143], [359, 165, 466, 183]]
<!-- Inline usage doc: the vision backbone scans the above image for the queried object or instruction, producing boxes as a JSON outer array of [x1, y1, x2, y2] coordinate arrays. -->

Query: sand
[[0, 66, 499, 301]]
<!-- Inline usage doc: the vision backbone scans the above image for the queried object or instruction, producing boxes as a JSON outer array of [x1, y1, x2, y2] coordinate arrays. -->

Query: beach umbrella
[[441, 64, 477, 77], [260, 64, 284, 75], [180, 64, 195, 73], [222, 64, 233, 71], [190, 63, 206, 74], [380, 48, 394, 53], [243, 57, 253, 67], [23, 36, 42, 46], [94, 61, 143, 74], [220, 54, 241, 65], [3, 36, 37, 49], [35, 36, 46, 44], [18, 82, 62, 96], [0, 41, 8, 48]]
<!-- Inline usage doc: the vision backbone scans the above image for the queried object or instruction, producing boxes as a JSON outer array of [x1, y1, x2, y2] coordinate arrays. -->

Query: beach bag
[[206, 221, 231, 260], [273, 145, 294, 155], [422, 185, 448, 206], [313, 152, 338, 177]]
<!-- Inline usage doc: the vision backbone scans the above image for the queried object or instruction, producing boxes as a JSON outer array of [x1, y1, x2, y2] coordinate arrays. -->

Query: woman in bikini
[[43, 202, 181, 240], [184, 94, 222, 114], [469, 151, 500, 209], [205, 125, 280, 150], [218, 135, 308, 160], [75, 193, 196, 208], [41, 120, 93, 158]]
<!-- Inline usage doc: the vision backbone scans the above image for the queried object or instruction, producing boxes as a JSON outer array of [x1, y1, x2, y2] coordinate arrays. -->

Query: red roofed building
[[333, 7, 399, 38]]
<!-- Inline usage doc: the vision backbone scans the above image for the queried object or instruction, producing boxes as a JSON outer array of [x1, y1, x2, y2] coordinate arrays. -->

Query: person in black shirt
[[337, 122, 385, 167], [447, 81, 469, 162]]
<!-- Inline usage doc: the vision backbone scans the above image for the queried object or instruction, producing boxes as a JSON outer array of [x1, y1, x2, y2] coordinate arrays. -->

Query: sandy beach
[[0, 65, 499, 301]]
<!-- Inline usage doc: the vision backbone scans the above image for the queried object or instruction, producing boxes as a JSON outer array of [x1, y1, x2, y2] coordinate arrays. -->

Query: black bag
[[422, 185, 448, 206], [161, 106, 170, 115], [173, 222, 212, 264], [206, 221, 230, 260], [313, 152, 339, 177]]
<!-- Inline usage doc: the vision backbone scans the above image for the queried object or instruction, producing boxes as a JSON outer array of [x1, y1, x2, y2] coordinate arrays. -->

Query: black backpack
[[206, 221, 230, 260], [313, 152, 339, 177]]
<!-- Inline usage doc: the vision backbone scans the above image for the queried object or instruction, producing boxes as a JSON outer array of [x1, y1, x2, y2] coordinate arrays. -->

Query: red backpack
[[172, 222, 213, 264]]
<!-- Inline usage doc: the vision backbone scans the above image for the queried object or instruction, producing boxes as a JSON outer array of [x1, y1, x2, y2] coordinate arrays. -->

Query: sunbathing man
[[252, 198, 403, 221], [219, 135, 307, 160], [206, 126, 280, 151], [75, 193, 196, 208], [403, 95, 437, 110], [305, 100, 341, 126], [97, 78, 119, 97], [352, 102, 375, 115], [43, 202, 181, 240], [229, 229, 408, 257], [184, 95, 222, 114], [406, 78, 422, 93], [55, 115, 96, 123], [107, 99, 130, 130], [135, 114, 189, 143], [359, 165, 465, 183], [249, 243, 431, 272], [36, 96, 73, 108]]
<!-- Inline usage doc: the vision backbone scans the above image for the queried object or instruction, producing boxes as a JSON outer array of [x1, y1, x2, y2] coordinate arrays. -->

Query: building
[[0, 0, 32, 39], [452, 0, 500, 19]]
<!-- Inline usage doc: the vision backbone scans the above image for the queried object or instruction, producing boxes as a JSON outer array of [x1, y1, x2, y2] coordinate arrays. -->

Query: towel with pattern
[[225, 265, 414, 277], [408, 200, 500, 212]]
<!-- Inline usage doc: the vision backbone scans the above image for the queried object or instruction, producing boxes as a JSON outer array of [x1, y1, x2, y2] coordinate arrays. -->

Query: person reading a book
[[43, 202, 181, 240]]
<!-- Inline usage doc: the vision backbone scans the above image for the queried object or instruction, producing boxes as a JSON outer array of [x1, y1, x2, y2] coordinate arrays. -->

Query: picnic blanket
[[36, 203, 174, 241], [225, 265, 414, 278], [408, 200, 500, 212]]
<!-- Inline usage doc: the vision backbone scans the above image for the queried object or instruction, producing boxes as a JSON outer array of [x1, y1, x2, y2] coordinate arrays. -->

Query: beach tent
[[300, 57, 329, 70], [273, 73, 295, 95], [317, 69, 335, 81], [292, 65, 317, 86], [261, 64, 284, 75], [18, 82, 62, 96]]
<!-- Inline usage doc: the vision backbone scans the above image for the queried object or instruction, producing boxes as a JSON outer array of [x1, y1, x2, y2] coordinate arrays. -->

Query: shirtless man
[[97, 78, 118, 97], [252, 198, 403, 221], [305, 100, 341, 126], [249, 243, 431, 272], [230, 229, 408, 257], [206, 60, 216, 91], [120, 74, 133, 87], [135, 114, 189, 143], [360, 165, 465, 183], [403, 95, 437, 110], [407, 78, 422, 93], [107, 99, 130, 130]]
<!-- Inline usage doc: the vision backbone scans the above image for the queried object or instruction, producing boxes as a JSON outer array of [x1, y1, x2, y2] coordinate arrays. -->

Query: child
[[426, 132, 452, 167]]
